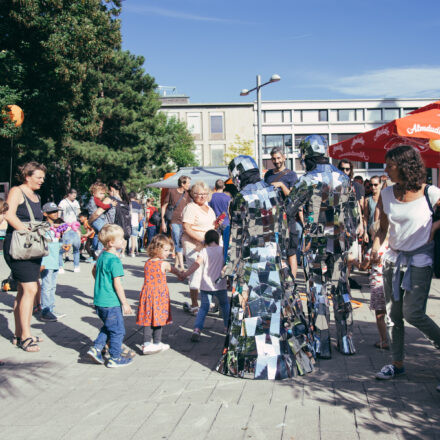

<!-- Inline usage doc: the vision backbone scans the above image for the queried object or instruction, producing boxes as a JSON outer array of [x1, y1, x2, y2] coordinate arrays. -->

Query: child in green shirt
[[87, 224, 134, 368]]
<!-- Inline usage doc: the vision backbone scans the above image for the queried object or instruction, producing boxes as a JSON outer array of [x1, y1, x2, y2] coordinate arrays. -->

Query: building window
[[331, 133, 359, 144], [187, 112, 202, 140], [209, 112, 224, 140], [368, 163, 385, 170], [263, 110, 291, 123], [337, 109, 356, 122], [383, 108, 399, 121], [356, 109, 364, 121], [294, 134, 329, 148], [319, 110, 328, 122], [366, 109, 382, 121], [210, 115, 223, 133], [301, 110, 318, 123], [263, 134, 292, 154], [194, 144, 203, 165], [295, 110, 328, 123], [402, 108, 417, 116], [210, 144, 225, 166]]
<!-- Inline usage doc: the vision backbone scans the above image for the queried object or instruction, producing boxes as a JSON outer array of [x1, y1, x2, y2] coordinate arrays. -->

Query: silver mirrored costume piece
[[285, 136, 360, 358], [216, 156, 315, 379]]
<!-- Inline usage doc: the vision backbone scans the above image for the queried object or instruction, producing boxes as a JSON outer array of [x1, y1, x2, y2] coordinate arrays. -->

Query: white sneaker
[[130, 253, 136, 258], [156, 342, 170, 352], [58, 267, 65, 274], [74, 267, 80, 273], [142, 343, 162, 355]]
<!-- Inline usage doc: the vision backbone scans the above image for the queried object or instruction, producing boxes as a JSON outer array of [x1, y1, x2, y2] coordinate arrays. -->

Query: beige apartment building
[[161, 94, 436, 179]]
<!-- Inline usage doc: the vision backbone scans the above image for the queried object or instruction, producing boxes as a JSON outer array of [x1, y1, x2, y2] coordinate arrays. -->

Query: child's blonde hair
[[89, 182, 107, 195], [99, 224, 124, 247], [147, 234, 174, 258]]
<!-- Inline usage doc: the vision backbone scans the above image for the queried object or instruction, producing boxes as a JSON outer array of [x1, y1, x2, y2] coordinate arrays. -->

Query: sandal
[[13, 335, 43, 345], [12, 336, 21, 346], [20, 337, 40, 352], [374, 341, 390, 350]]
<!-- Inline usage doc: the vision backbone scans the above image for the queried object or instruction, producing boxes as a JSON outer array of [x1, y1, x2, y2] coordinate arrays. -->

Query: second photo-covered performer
[[286, 135, 361, 359]]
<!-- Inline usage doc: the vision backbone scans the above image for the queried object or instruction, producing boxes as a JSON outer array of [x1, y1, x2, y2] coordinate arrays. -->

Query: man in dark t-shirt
[[264, 147, 298, 197], [264, 147, 302, 278]]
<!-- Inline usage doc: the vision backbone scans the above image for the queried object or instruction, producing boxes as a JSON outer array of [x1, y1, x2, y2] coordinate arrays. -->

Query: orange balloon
[[6, 105, 24, 127]]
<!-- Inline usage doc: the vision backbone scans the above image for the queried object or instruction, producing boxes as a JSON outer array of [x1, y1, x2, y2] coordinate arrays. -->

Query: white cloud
[[327, 67, 440, 97], [125, 5, 253, 25]]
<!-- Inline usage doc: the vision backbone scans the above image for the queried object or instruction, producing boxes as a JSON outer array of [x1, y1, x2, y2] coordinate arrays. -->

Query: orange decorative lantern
[[5, 105, 24, 127]]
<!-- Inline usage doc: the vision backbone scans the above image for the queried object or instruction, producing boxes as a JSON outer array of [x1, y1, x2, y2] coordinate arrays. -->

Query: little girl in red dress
[[137, 234, 179, 355]]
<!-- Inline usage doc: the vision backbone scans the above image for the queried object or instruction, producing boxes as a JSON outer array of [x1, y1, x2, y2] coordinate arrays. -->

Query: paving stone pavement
[[0, 255, 439, 440]]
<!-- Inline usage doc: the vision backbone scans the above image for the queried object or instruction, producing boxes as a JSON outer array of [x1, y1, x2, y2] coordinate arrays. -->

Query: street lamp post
[[240, 74, 281, 172]]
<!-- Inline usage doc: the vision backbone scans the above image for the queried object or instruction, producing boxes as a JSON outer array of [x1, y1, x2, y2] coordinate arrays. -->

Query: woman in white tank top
[[372, 146, 440, 388]]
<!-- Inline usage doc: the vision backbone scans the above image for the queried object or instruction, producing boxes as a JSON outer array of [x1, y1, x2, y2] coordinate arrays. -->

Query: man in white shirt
[[58, 189, 80, 223]]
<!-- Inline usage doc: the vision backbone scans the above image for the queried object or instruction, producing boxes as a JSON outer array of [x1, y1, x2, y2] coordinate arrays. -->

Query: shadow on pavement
[[0, 361, 58, 398]]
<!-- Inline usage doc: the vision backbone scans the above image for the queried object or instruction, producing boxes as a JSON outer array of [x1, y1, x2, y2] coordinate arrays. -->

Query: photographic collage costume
[[216, 156, 315, 379], [285, 137, 359, 358]]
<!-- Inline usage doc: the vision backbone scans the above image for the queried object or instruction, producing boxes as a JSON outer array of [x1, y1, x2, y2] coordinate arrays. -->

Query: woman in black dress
[[4, 162, 46, 352]]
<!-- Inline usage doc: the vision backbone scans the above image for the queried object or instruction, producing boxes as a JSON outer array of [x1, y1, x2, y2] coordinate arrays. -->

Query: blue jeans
[[94, 306, 125, 358], [92, 217, 107, 252], [60, 229, 81, 268], [222, 225, 230, 263], [147, 226, 157, 245], [194, 289, 230, 331], [41, 269, 59, 314], [171, 223, 183, 253]]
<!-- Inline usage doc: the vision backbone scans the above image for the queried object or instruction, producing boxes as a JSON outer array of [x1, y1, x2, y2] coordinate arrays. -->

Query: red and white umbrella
[[329, 101, 440, 168]]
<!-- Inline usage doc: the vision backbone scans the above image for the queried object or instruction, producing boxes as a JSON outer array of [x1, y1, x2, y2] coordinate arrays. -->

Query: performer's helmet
[[299, 134, 327, 158], [228, 155, 258, 190]]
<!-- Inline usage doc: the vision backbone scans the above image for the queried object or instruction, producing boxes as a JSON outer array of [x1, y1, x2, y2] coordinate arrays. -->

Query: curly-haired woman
[[372, 145, 440, 390]]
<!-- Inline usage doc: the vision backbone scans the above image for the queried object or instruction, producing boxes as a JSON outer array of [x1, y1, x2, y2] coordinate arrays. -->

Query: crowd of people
[[1, 140, 439, 390]]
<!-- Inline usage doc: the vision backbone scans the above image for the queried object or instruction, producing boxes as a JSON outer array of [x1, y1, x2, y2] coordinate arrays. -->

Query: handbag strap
[[172, 190, 186, 211], [20, 189, 36, 222], [270, 169, 290, 184], [424, 184, 434, 215]]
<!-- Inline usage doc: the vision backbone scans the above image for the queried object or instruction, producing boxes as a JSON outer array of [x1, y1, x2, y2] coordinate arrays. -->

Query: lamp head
[[270, 74, 281, 83], [240, 89, 250, 96]]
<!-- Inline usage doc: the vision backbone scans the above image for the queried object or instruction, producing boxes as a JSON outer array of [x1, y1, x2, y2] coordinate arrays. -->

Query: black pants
[[143, 326, 162, 344]]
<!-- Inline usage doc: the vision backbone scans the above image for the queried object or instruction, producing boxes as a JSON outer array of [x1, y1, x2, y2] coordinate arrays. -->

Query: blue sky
[[120, 0, 440, 103]]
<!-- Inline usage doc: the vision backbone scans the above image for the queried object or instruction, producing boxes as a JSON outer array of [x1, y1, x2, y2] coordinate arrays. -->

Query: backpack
[[113, 199, 132, 240], [2, 274, 18, 292], [150, 209, 161, 228]]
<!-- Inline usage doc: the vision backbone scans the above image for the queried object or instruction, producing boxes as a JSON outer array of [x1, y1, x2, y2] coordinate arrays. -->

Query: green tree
[[70, 49, 195, 193], [224, 135, 255, 165], [0, 1, 195, 199]]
